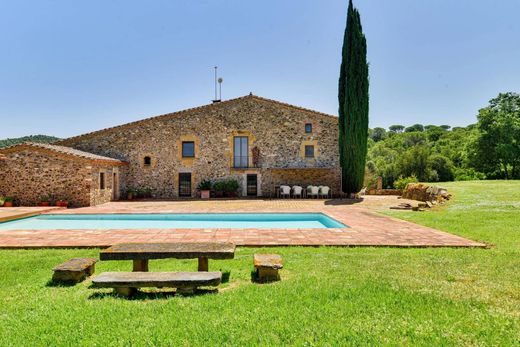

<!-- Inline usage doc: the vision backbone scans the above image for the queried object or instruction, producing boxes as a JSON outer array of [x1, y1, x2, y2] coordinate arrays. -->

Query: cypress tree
[[338, 0, 369, 195]]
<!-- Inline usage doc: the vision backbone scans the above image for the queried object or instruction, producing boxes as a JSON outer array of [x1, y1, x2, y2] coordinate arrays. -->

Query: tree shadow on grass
[[88, 288, 219, 300]]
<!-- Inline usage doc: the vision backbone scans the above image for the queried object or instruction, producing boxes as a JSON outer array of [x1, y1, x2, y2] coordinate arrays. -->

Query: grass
[[0, 181, 519, 346]]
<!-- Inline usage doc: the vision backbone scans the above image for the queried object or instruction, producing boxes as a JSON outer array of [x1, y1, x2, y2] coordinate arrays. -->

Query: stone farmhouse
[[0, 94, 341, 206]]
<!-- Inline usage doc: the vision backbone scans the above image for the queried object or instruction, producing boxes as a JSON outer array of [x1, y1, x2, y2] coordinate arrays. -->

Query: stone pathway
[[0, 199, 486, 248]]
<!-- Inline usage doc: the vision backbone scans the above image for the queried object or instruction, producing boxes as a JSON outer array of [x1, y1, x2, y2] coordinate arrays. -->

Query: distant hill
[[0, 135, 61, 148]]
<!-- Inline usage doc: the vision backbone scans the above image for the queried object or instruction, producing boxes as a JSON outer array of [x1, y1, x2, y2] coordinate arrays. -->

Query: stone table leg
[[133, 259, 149, 272], [115, 287, 136, 297], [198, 257, 208, 272]]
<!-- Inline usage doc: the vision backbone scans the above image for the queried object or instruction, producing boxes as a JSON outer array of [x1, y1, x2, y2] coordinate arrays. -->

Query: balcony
[[232, 156, 257, 169]]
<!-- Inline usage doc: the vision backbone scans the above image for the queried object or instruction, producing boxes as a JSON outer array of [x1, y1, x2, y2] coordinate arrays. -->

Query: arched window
[[143, 156, 152, 166]]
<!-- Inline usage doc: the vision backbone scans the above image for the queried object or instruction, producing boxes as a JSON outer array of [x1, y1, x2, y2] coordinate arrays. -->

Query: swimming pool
[[0, 213, 347, 230]]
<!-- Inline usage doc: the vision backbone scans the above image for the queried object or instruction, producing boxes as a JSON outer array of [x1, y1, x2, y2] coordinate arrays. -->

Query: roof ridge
[[56, 95, 252, 145], [248, 95, 337, 119], [56, 94, 337, 145]]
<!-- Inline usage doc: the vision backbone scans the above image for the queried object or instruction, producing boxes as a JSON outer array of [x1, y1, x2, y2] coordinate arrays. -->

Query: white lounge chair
[[280, 185, 291, 198], [307, 185, 319, 198], [292, 186, 303, 198], [319, 186, 330, 198]]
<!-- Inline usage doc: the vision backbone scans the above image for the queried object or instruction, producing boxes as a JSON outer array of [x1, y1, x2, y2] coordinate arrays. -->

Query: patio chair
[[307, 185, 319, 198], [280, 185, 291, 198], [319, 186, 330, 199], [292, 186, 303, 198]]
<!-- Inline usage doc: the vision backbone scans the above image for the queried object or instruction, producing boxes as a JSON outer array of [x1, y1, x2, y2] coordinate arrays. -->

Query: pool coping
[[0, 205, 488, 249], [0, 207, 63, 223]]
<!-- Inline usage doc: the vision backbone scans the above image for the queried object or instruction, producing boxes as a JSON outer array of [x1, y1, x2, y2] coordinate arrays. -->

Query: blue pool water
[[0, 213, 347, 230]]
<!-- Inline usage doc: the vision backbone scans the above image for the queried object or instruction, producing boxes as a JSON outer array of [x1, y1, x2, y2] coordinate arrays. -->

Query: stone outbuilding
[[0, 142, 127, 207]]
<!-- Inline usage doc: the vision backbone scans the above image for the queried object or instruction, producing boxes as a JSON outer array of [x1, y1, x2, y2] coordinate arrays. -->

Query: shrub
[[197, 180, 212, 191], [132, 187, 152, 199], [213, 181, 226, 192], [224, 179, 239, 192], [40, 195, 52, 202], [213, 179, 239, 193], [0, 196, 4, 207], [394, 175, 418, 190], [454, 168, 486, 181]]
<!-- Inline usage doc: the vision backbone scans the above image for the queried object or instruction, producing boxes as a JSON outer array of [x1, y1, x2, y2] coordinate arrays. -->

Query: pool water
[[0, 213, 347, 230]]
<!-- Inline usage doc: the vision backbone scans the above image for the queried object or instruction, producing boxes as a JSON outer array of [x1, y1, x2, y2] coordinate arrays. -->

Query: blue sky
[[0, 0, 519, 138]]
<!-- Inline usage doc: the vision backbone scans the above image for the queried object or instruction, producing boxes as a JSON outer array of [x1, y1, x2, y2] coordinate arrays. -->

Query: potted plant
[[56, 197, 69, 208], [0, 196, 5, 207], [213, 181, 225, 198], [126, 188, 135, 200], [3, 197, 14, 207], [38, 196, 51, 207], [224, 179, 240, 198], [141, 187, 152, 199], [197, 180, 212, 199]]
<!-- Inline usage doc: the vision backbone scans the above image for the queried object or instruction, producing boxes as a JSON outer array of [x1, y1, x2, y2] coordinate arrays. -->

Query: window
[[233, 136, 249, 168], [305, 123, 312, 133], [99, 172, 105, 190], [304, 145, 315, 158], [182, 141, 195, 157], [143, 156, 151, 166]]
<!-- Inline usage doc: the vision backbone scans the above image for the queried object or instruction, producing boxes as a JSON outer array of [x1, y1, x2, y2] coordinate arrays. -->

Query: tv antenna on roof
[[212, 66, 223, 103]]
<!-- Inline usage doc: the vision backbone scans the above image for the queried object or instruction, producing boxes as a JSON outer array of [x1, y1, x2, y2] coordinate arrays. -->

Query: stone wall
[[0, 150, 91, 206], [262, 168, 341, 197], [59, 95, 341, 198], [0, 149, 117, 207], [89, 166, 119, 206]]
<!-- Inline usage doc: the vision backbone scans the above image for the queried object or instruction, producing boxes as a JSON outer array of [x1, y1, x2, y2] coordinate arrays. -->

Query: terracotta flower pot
[[201, 190, 210, 199], [56, 201, 69, 208], [38, 201, 50, 207], [3, 201, 13, 207]]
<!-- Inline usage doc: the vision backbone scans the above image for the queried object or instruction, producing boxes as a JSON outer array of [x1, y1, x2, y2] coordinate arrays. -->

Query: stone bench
[[92, 271, 222, 297], [52, 258, 97, 283], [254, 254, 283, 282]]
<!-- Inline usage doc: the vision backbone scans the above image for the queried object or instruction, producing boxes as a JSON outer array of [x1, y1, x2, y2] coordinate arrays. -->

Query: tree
[[425, 125, 447, 142], [440, 125, 451, 131], [389, 125, 404, 133], [370, 127, 387, 142], [397, 145, 430, 181], [405, 124, 424, 132], [472, 92, 520, 179], [428, 154, 455, 182], [338, 0, 369, 194]]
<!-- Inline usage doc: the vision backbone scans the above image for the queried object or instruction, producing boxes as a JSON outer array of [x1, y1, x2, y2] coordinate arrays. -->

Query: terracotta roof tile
[[0, 142, 126, 165]]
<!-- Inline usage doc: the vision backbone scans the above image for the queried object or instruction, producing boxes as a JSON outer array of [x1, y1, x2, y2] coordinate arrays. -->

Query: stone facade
[[0, 144, 126, 207], [58, 95, 341, 198]]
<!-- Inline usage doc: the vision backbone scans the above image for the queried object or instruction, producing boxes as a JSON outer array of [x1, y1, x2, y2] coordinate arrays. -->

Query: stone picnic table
[[99, 242, 236, 272]]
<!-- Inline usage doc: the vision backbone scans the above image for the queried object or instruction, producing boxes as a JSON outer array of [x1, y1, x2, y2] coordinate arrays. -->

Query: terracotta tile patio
[[0, 198, 486, 248]]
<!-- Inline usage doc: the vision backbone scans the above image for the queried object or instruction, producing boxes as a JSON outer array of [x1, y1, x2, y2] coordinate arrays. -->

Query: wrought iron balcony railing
[[232, 156, 257, 169]]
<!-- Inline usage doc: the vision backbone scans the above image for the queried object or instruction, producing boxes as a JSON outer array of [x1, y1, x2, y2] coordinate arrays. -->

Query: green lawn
[[1, 181, 519, 346]]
